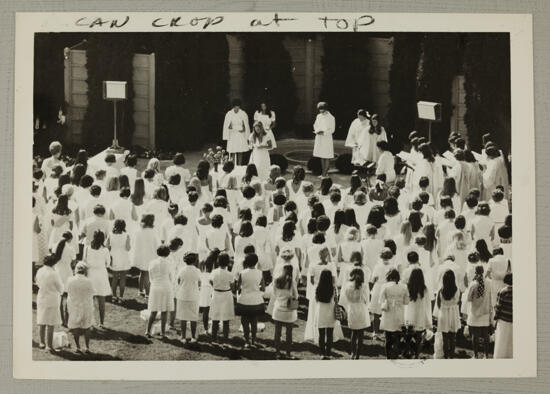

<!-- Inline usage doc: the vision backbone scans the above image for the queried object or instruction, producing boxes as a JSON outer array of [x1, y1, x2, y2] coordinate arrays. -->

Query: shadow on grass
[[117, 297, 148, 312], [32, 340, 123, 361], [90, 327, 152, 345]]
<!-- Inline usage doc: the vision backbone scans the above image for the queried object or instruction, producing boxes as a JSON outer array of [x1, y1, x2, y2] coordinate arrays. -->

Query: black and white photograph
[[13, 12, 536, 379]]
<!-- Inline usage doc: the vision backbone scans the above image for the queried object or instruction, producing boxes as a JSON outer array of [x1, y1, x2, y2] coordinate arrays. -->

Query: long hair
[[344, 208, 359, 229], [90, 230, 105, 250], [441, 270, 458, 300], [282, 220, 296, 242], [367, 205, 387, 228], [275, 264, 293, 290], [442, 177, 458, 197], [368, 114, 382, 135], [315, 270, 335, 303], [349, 174, 362, 195], [408, 211, 423, 233], [71, 163, 86, 186], [475, 239, 493, 262], [320, 177, 333, 195], [474, 265, 485, 298], [52, 194, 71, 216], [408, 268, 427, 302], [292, 166, 306, 184], [333, 210, 345, 234], [131, 178, 145, 206], [400, 220, 412, 246], [244, 163, 258, 184], [419, 143, 435, 163], [251, 121, 267, 144], [54, 231, 73, 263], [350, 267, 364, 290], [196, 160, 210, 181], [423, 223, 437, 252]]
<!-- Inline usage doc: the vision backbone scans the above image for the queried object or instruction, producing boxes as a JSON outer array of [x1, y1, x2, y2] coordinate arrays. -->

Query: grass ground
[[32, 277, 482, 361]]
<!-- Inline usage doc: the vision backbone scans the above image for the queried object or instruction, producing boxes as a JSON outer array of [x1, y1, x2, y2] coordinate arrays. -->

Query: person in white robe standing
[[345, 109, 370, 166], [253, 102, 277, 149], [482, 146, 510, 202], [313, 102, 336, 178], [363, 114, 388, 163], [248, 121, 274, 181], [223, 99, 250, 165]]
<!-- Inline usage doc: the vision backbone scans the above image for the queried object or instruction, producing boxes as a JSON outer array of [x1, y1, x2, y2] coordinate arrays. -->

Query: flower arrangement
[[203, 146, 230, 171]]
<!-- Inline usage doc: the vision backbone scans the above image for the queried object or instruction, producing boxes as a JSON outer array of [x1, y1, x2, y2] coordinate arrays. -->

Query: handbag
[[333, 288, 347, 324]]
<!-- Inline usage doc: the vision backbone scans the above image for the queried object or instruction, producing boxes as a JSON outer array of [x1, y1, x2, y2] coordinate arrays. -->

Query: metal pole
[[113, 100, 118, 148], [428, 120, 432, 143]]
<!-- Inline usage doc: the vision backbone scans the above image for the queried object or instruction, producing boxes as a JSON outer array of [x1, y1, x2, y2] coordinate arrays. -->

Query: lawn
[[32, 278, 480, 361]]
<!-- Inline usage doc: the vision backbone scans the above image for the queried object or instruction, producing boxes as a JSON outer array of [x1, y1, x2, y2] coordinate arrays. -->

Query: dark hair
[[243, 164, 258, 184], [383, 197, 399, 216], [285, 211, 298, 224], [344, 208, 359, 229], [468, 251, 480, 263], [169, 237, 183, 251], [143, 169, 155, 180], [386, 268, 400, 283], [492, 247, 504, 256], [43, 254, 58, 267], [112, 219, 126, 234], [119, 175, 130, 190], [217, 252, 230, 268], [333, 210, 346, 234], [174, 214, 188, 226], [350, 267, 364, 289], [243, 253, 258, 269], [53, 231, 73, 263], [316, 215, 331, 232], [213, 196, 228, 209], [52, 194, 72, 216], [282, 220, 296, 242], [243, 245, 255, 255], [367, 205, 387, 228], [408, 268, 427, 301], [231, 98, 242, 107], [475, 239, 493, 262], [408, 211, 423, 233], [242, 185, 256, 200], [465, 195, 478, 209], [141, 214, 155, 228], [492, 190, 505, 203], [273, 193, 287, 207], [79, 174, 94, 189], [292, 166, 306, 183], [498, 225, 512, 240], [311, 202, 326, 219], [476, 202, 491, 217], [350, 251, 362, 265], [131, 179, 145, 206], [423, 223, 437, 252], [349, 174, 362, 195], [369, 113, 382, 134], [275, 264, 293, 290], [187, 191, 199, 203], [444, 209, 456, 220], [474, 265, 486, 297], [255, 215, 267, 227], [125, 154, 138, 167], [239, 221, 253, 237], [169, 174, 181, 186], [238, 208, 252, 221], [384, 239, 397, 256], [320, 177, 333, 195], [315, 270, 335, 303], [71, 163, 86, 186], [419, 176, 430, 189], [454, 215, 466, 230], [90, 184, 102, 198], [376, 140, 389, 151], [222, 160, 235, 174], [173, 153, 186, 165], [440, 196, 453, 209], [184, 252, 198, 265], [441, 270, 458, 300], [90, 230, 105, 249], [417, 192, 429, 205], [284, 200, 297, 213], [202, 203, 214, 214], [211, 214, 224, 228], [442, 178, 458, 197], [119, 187, 131, 198], [308, 195, 319, 208], [92, 204, 106, 216], [419, 143, 435, 163], [312, 231, 326, 244], [329, 191, 342, 204], [503, 273, 513, 286], [157, 245, 171, 257], [407, 251, 419, 264], [365, 224, 378, 236]]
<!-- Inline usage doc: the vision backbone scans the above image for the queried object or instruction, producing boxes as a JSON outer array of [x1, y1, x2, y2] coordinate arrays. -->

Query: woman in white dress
[[487, 248, 510, 308], [107, 219, 131, 302], [375, 141, 396, 184], [379, 268, 409, 359], [370, 248, 395, 339], [414, 143, 445, 199], [175, 252, 201, 343], [35, 255, 63, 351], [48, 194, 74, 252], [52, 231, 77, 327], [287, 166, 306, 203], [272, 262, 299, 359], [223, 99, 251, 165], [146, 245, 175, 338], [404, 268, 432, 358], [253, 102, 278, 149], [233, 221, 256, 278], [66, 262, 95, 353], [254, 215, 274, 285], [336, 227, 362, 288], [120, 154, 140, 193], [144, 187, 170, 239], [314, 270, 338, 359], [470, 202, 496, 249], [313, 102, 336, 178], [436, 270, 461, 358], [83, 230, 111, 328], [248, 121, 273, 181], [482, 146, 510, 202], [345, 109, 371, 166], [363, 114, 388, 163], [466, 265, 493, 359], [204, 214, 233, 257], [209, 253, 235, 341], [131, 214, 160, 297], [339, 267, 370, 359], [109, 187, 138, 234]]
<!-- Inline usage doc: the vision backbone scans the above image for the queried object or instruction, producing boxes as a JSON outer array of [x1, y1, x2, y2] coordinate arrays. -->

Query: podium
[[103, 81, 127, 153], [417, 101, 442, 143]]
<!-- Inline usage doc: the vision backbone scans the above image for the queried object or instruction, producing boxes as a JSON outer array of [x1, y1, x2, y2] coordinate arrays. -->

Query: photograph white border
[[13, 12, 536, 379]]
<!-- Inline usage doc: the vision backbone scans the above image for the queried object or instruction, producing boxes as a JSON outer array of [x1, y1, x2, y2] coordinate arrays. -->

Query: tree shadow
[[117, 297, 148, 312], [89, 327, 152, 345], [31, 340, 122, 361]]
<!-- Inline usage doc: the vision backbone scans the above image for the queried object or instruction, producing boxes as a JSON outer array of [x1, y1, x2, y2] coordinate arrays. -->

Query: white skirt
[[249, 148, 271, 181], [88, 267, 112, 297], [37, 305, 61, 326], [313, 134, 334, 159], [176, 300, 199, 321], [148, 284, 174, 312], [494, 320, 513, 358], [210, 290, 235, 321], [227, 132, 249, 153], [346, 302, 371, 330]]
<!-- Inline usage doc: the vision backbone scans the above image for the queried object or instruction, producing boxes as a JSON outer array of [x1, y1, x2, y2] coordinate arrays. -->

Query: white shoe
[[180, 338, 187, 345], [189, 338, 197, 344]]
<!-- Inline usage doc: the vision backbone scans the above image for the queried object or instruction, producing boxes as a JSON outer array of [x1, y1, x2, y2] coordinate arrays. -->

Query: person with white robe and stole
[[345, 109, 371, 166], [313, 102, 336, 178], [223, 99, 251, 165], [482, 146, 510, 202]]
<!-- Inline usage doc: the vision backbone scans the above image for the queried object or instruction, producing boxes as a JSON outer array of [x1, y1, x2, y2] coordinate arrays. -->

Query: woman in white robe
[[248, 122, 274, 181], [222, 99, 250, 165], [482, 147, 510, 202], [313, 102, 336, 177], [363, 114, 387, 163], [414, 144, 445, 199], [253, 102, 277, 149], [345, 110, 370, 166]]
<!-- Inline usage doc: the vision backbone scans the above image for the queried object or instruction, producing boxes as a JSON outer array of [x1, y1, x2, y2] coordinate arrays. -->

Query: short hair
[[468, 251, 480, 263], [366, 224, 378, 236], [273, 193, 287, 206], [223, 160, 235, 173], [169, 174, 181, 186], [455, 137, 466, 150], [231, 98, 242, 107], [43, 254, 58, 267], [119, 187, 131, 198], [213, 196, 228, 209], [211, 214, 224, 228], [418, 192, 430, 205], [143, 169, 155, 179], [284, 200, 297, 212], [112, 219, 126, 233], [444, 209, 456, 220], [407, 251, 419, 263], [492, 247, 504, 256], [503, 273, 512, 286], [184, 252, 198, 265], [202, 203, 213, 213], [312, 232, 326, 244], [255, 215, 267, 227], [317, 101, 328, 110], [380, 247, 393, 260], [316, 215, 331, 232], [239, 221, 254, 237], [90, 184, 102, 197], [376, 140, 389, 151], [93, 204, 106, 216], [492, 189, 505, 203], [329, 191, 342, 203], [411, 198, 423, 211], [243, 253, 259, 269], [419, 176, 430, 188], [49, 141, 62, 155], [105, 153, 116, 164], [454, 215, 466, 230], [238, 208, 252, 221], [498, 225, 512, 239], [275, 177, 287, 189], [476, 202, 491, 216], [173, 153, 186, 165], [174, 214, 188, 226], [169, 237, 183, 251], [383, 197, 399, 216], [218, 252, 230, 268], [302, 181, 314, 194], [125, 154, 138, 167], [243, 245, 255, 254], [465, 195, 478, 209], [157, 245, 171, 257], [440, 196, 453, 209], [187, 191, 199, 203], [242, 185, 256, 199], [141, 214, 155, 228]]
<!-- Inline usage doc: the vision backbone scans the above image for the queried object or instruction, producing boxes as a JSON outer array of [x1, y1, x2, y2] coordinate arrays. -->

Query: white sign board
[[103, 80, 127, 100]]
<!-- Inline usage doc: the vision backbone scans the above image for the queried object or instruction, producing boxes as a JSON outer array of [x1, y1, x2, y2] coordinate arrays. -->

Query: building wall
[[226, 34, 393, 129], [450, 74, 467, 140], [64, 49, 156, 148]]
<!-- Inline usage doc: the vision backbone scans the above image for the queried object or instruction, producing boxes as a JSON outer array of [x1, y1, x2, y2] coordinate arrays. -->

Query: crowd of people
[[32, 103, 513, 360]]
